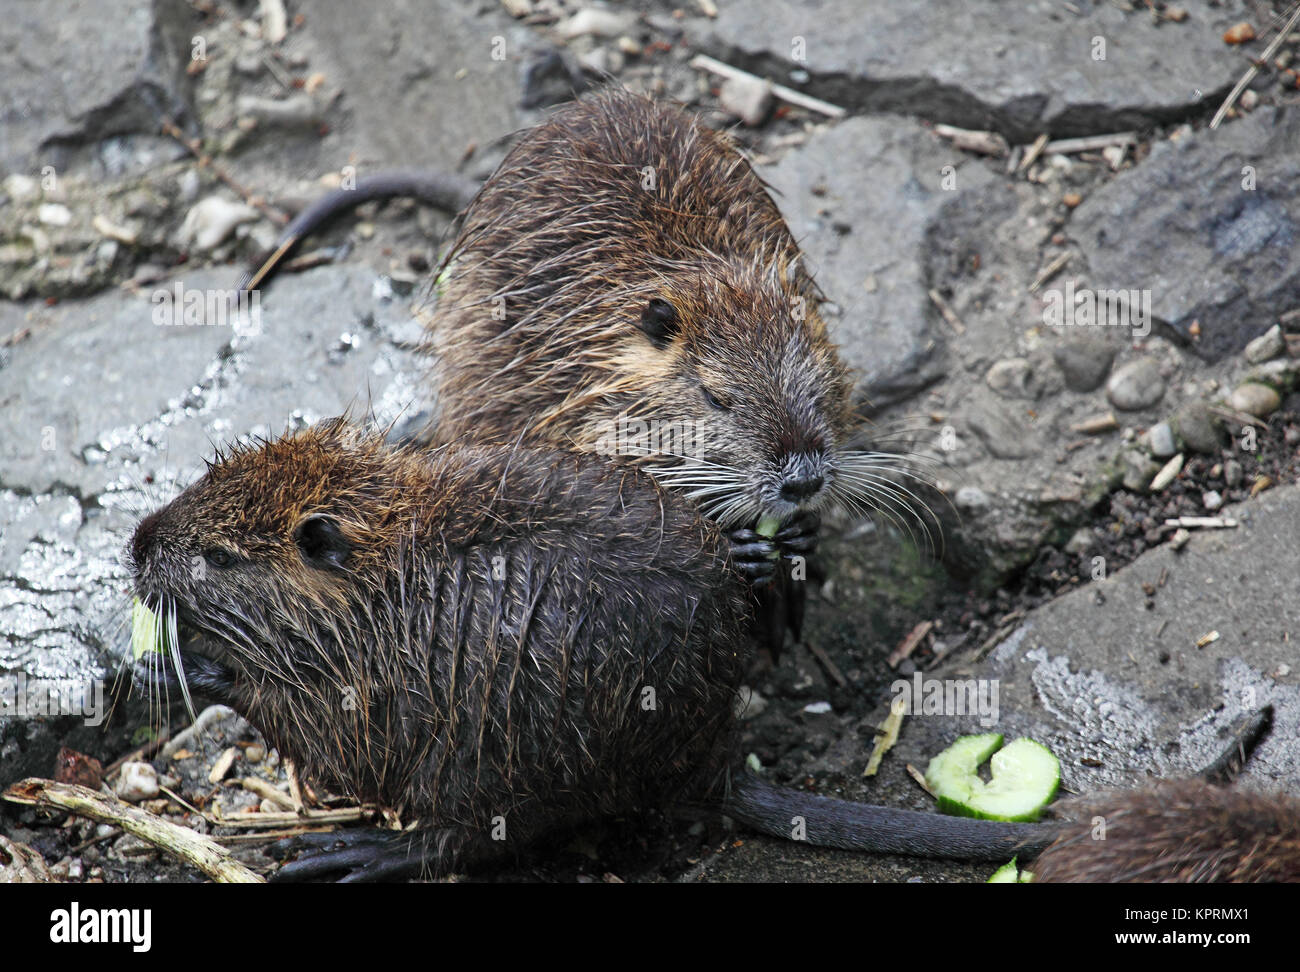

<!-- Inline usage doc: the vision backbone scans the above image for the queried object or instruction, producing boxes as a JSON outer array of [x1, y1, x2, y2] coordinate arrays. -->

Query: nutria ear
[[638, 297, 679, 346], [294, 514, 352, 570]]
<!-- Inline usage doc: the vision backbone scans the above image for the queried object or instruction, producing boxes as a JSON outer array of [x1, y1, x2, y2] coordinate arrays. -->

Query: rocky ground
[[2, 0, 1299, 883]]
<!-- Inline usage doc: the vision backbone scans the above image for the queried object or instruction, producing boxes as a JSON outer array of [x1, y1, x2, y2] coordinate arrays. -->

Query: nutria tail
[[725, 773, 1055, 861], [1032, 781, 1300, 883], [239, 170, 479, 292]]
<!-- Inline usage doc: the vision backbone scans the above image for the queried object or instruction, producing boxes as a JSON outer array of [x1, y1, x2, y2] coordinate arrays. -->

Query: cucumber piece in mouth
[[130, 597, 177, 661], [756, 516, 782, 560], [925, 734, 1060, 823]]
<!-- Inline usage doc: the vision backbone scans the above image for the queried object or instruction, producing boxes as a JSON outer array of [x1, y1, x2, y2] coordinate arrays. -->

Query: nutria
[[128, 419, 1043, 881], [1033, 781, 1300, 883], [241, 88, 933, 653]]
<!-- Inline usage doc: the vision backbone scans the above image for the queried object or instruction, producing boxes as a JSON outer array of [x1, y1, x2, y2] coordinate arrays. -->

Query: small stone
[[3, 174, 39, 201], [1146, 421, 1176, 458], [1244, 324, 1284, 364], [37, 203, 72, 226], [1165, 5, 1188, 22], [245, 743, 265, 763], [233, 52, 264, 76], [1062, 192, 1082, 208], [1052, 341, 1115, 392], [235, 93, 322, 128], [1064, 528, 1095, 555], [179, 196, 260, 251], [1239, 89, 1259, 111], [616, 35, 642, 56], [1121, 449, 1160, 491], [735, 686, 767, 720], [985, 357, 1034, 399], [719, 75, 774, 127], [1202, 490, 1223, 511], [803, 700, 833, 715], [1172, 402, 1222, 453], [1228, 382, 1281, 417], [954, 486, 990, 512], [1224, 459, 1243, 487], [1223, 22, 1256, 44], [115, 762, 160, 803], [1106, 357, 1166, 411], [556, 8, 635, 39]]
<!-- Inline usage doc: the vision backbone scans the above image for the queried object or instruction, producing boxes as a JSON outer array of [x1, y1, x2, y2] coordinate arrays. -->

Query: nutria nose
[[131, 510, 163, 568], [780, 475, 824, 502]]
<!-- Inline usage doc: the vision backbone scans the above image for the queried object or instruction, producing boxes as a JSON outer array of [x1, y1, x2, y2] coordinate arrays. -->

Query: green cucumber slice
[[987, 858, 1035, 883], [926, 735, 1060, 823], [755, 515, 783, 560], [131, 597, 161, 661]]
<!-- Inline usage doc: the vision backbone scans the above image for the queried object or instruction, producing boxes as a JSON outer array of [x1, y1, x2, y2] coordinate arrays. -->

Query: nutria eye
[[701, 385, 729, 411], [204, 547, 237, 568], [638, 298, 679, 346]]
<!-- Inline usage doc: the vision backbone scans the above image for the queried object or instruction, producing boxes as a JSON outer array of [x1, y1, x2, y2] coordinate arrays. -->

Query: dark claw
[[272, 829, 424, 883], [775, 510, 821, 556], [726, 527, 779, 587]]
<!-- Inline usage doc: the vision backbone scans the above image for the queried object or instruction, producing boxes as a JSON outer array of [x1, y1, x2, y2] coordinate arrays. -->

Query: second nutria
[[128, 419, 1043, 880]]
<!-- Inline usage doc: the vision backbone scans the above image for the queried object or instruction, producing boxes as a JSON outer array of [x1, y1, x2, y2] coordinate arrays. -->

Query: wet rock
[[967, 398, 1039, 460], [1171, 401, 1222, 454], [954, 486, 991, 512], [1051, 340, 1115, 393], [0, 0, 196, 173], [693, 0, 1248, 142], [1106, 358, 1165, 411], [1243, 324, 1284, 364], [1228, 382, 1281, 417], [115, 762, 160, 802], [1145, 421, 1176, 459], [519, 48, 588, 110], [985, 357, 1034, 399], [1073, 109, 1300, 361], [1120, 449, 1160, 492]]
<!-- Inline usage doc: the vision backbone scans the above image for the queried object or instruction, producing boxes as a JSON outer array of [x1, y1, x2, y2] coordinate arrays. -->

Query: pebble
[[985, 357, 1034, 399], [803, 701, 833, 715], [115, 762, 160, 803], [235, 93, 321, 128], [1145, 421, 1176, 458], [719, 75, 774, 127], [1106, 357, 1166, 411], [1203, 490, 1223, 511], [3, 174, 39, 201], [1121, 449, 1160, 491], [954, 486, 991, 512], [1243, 324, 1284, 364], [1064, 527, 1095, 555], [556, 8, 635, 39], [1224, 459, 1243, 487], [179, 196, 260, 251], [1052, 341, 1115, 392], [1228, 382, 1280, 417], [37, 203, 72, 226], [1172, 402, 1221, 453], [245, 743, 265, 763], [735, 686, 768, 720]]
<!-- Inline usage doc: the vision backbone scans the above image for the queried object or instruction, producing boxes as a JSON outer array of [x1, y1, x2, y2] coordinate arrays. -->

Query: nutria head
[[429, 88, 913, 532]]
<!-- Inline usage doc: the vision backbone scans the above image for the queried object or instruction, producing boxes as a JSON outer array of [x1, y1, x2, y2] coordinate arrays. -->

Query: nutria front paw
[[725, 527, 778, 586]]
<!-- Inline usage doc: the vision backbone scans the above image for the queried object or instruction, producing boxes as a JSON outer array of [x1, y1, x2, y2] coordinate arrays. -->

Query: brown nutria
[[241, 88, 932, 653], [128, 418, 1044, 881], [1033, 781, 1300, 883]]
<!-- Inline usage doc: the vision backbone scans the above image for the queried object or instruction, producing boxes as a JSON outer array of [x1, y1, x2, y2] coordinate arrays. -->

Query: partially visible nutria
[[1033, 781, 1300, 883], [128, 419, 1043, 880]]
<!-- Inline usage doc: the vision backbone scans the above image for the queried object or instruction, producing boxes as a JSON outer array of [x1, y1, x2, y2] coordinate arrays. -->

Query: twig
[[1211, 1, 1300, 129], [3, 778, 262, 883], [1017, 132, 1049, 172], [1041, 132, 1137, 154], [932, 123, 1009, 157], [887, 620, 934, 668], [805, 640, 848, 687], [688, 54, 846, 117], [927, 288, 966, 334], [1164, 515, 1239, 529], [1029, 252, 1071, 293], [1069, 413, 1118, 435], [161, 119, 289, 226]]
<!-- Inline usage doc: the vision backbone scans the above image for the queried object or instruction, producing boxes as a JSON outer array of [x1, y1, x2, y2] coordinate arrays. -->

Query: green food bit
[[926, 734, 1060, 823], [987, 858, 1034, 883], [130, 597, 163, 661], [756, 516, 782, 538]]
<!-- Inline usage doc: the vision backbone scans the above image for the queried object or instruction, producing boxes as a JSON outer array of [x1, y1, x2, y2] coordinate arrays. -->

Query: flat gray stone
[[763, 116, 993, 406], [1106, 356, 1165, 411], [695, 0, 1253, 141], [1073, 108, 1300, 361], [0, 0, 197, 174]]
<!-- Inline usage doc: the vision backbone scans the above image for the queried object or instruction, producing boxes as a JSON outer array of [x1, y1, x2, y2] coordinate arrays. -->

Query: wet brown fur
[[1034, 781, 1300, 883], [427, 88, 855, 526], [129, 419, 751, 870]]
